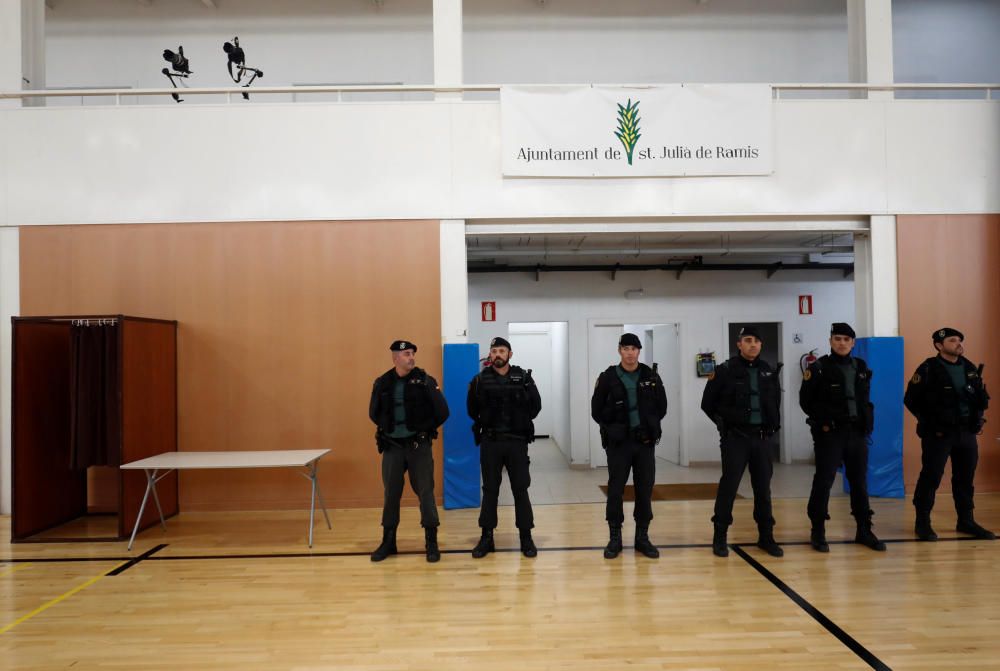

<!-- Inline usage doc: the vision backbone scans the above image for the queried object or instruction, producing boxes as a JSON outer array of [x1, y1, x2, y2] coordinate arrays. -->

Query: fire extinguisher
[[800, 349, 818, 374]]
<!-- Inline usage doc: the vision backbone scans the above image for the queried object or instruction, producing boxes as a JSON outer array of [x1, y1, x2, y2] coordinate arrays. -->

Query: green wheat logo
[[614, 99, 641, 165]]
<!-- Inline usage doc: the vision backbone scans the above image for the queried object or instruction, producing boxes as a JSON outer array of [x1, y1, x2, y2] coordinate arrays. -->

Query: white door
[[507, 331, 553, 437], [588, 323, 625, 468], [652, 324, 682, 464]]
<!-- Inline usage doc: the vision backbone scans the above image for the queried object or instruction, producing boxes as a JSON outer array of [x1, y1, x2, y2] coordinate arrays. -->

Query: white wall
[[464, 0, 847, 85], [1, 99, 998, 227], [44, 0, 433, 102], [893, 0, 1000, 90], [469, 270, 855, 467], [0, 227, 18, 515]]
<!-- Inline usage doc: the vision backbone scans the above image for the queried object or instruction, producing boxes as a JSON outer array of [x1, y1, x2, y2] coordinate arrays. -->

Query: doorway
[[508, 322, 571, 459]]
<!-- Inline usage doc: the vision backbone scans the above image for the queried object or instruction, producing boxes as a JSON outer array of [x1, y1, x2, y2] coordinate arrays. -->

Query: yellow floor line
[[0, 561, 127, 635], [0, 563, 32, 578]]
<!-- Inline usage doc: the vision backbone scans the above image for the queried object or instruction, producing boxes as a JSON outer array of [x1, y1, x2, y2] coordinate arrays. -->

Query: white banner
[[501, 84, 773, 177]]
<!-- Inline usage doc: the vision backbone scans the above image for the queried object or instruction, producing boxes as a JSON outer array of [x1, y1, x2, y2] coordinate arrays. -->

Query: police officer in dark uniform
[[369, 340, 450, 562], [702, 326, 783, 558], [905, 327, 994, 541], [467, 337, 542, 558], [591, 333, 668, 560], [800, 323, 885, 553]]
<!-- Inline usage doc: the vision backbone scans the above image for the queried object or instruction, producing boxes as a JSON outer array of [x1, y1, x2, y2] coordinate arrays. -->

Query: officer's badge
[[938, 329, 947, 339], [911, 372, 921, 384], [802, 370, 812, 381]]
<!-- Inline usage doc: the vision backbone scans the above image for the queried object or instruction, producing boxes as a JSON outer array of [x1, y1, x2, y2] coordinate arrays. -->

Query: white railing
[[0, 83, 997, 105]]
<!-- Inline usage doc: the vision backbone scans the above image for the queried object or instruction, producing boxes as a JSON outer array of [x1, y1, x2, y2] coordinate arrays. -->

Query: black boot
[[756, 527, 784, 557], [634, 525, 660, 559], [712, 523, 729, 558], [424, 527, 441, 563], [370, 526, 398, 562], [956, 513, 996, 540], [855, 518, 887, 552], [810, 521, 829, 553], [604, 525, 623, 559], [915, 511, 938, 542], [519, 529, 538, 558], [471, 528, 495, 558]]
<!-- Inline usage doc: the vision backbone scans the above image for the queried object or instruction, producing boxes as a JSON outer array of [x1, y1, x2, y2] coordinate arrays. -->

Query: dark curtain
[[69, 324, 121, 469]]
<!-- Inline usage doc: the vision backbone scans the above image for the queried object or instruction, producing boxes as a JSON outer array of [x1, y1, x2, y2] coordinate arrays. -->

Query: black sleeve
[[799, 363, 820, 419], [466, 375, 480, 421], [368, 378, 382, 425], [700, 364, 725, 423], [426, 374, 450, 428], [591, 372, 609, 425], [525, 371, 542, 420], [653, 372, 668, 420], [903, 363, 926, 420]]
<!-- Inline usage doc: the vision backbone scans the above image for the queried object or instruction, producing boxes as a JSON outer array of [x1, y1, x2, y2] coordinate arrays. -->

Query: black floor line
[[107, 544, 169, 576], [731, 544, 892, 671], [1, 534, 989, 565]]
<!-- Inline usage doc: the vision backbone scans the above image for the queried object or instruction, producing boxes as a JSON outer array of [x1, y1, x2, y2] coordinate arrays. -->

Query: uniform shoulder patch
[[911, 372, 921, 384], [802, 369, 812, 381]]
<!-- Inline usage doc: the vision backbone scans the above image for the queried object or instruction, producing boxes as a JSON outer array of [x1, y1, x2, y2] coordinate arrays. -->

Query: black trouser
[[713, 428, 775, 528], [478, 438, 533, 531], [380, 437, 439, 529], [606, 437, 656, 526], [806, 425, 871, 524], [913, 428, 979, 516]]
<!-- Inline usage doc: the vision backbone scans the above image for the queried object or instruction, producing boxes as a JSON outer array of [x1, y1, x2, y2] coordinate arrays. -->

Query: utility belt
[[482, 429, 530, 442], [602, 424, 655, 446], [727, 425, 777, 441], [377, 431, 431, 453], [810, 417, 865, 434]]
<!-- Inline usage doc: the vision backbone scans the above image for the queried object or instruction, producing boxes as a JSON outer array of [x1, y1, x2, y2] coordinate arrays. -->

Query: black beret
[[932, 327, 963, 344], [738, 326, 763, 342], [619, 333, 642, 349], [489, 337, 512, 350], [830, 323, 856, 339], [389, 340, 417, 353]]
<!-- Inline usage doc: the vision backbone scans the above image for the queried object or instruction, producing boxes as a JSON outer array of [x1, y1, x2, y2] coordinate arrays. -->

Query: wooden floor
[[2, 495, 999, 670]]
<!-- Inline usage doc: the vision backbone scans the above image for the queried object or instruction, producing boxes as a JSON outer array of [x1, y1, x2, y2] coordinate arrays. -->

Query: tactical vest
[[595, 364, 665, 439], [373, 368, 439, 435], [474, 366, 535, 435], [809, 355, 874, 432], [916, 356, 988, 430], [716, 357, 781, 428]]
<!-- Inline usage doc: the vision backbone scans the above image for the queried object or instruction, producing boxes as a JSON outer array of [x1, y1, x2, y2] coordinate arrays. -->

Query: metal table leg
[[127, 468, 172, 551], [303, 460, 332, 548]]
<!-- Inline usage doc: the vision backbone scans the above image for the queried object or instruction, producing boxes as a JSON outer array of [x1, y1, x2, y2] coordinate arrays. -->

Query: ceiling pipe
[[466, 246, 853, 258]]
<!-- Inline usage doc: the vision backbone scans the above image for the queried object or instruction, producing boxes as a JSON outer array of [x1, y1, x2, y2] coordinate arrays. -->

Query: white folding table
[[120, 449, 332, 551]]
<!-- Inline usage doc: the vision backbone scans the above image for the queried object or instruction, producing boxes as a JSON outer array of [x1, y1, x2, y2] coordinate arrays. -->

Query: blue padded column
[[848, 337, 905, 498], [442, 343, 481, 509]]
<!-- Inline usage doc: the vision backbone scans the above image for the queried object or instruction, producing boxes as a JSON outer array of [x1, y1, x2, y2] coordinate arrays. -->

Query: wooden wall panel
[[897, 215, 1000, 493], [20, 221, 442, 511], [121, 319, 179, 535]]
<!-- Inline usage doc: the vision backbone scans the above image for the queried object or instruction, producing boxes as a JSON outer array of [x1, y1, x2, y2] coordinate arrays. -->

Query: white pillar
[[0, 2, 23, 108], [21, 0, 45, 106], [432, 0, 462, 101], [0, 227, 20, 515], [854, 216, 899, 338], [440, 220, 468, 344], [847, 0, 894, 100]]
